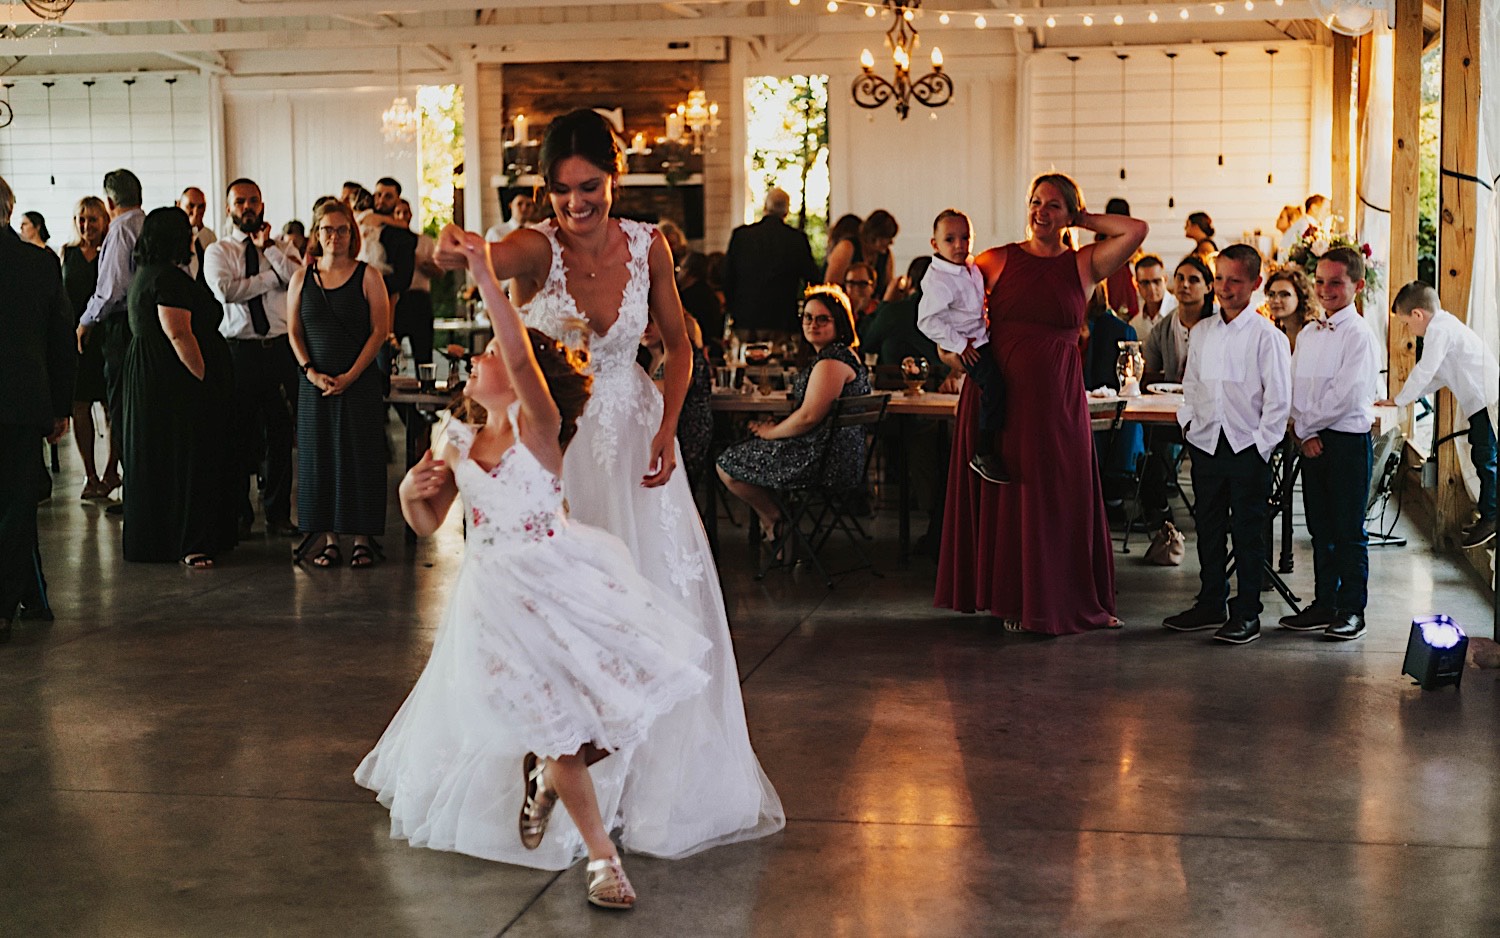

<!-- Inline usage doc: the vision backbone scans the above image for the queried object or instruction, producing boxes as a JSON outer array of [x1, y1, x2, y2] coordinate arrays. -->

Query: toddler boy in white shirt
[[917, 209, 1008, 484], [1381, 280, 1500, 549]]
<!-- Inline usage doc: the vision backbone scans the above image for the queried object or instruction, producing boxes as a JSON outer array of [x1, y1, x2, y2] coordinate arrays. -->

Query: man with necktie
[[204, 178, 302, 537]]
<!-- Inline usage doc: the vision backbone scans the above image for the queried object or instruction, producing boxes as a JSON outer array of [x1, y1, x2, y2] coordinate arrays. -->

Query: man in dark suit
[[0, 175, 76, 644], [722, 188, 822, 346]]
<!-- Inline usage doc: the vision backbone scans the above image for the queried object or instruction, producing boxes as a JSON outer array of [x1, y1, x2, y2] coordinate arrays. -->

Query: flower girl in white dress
[[355, 227, 713, 910]]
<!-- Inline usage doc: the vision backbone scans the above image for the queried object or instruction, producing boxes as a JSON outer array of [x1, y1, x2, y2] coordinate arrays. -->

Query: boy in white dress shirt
[[1163, 244, 1292, 644], [917, 209, 1008, 484], [1280, 247, 1380, 640], [1381, 280, 1500, 549]]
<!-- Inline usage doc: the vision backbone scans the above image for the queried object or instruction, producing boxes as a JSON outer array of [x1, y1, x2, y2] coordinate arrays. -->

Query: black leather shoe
[[969, 454, 1011, 484], [1324, 612, 1367, 641], [1278, 606, 1336, 631], [1213, 617, 1261, 644], [267, 520, 302, 538], [1163, 605, 1228, 631]]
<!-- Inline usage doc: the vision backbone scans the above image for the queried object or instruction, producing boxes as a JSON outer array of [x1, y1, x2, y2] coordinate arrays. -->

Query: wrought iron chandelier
[[851, 1, 952, 120], [23, 0, 75, 20]]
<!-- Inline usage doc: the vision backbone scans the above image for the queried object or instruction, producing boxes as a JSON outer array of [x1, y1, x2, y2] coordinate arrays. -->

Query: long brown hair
[[451, 328, 594, 451], [1265, 267, 1318, 325], [1028, 172, 1084, 247]]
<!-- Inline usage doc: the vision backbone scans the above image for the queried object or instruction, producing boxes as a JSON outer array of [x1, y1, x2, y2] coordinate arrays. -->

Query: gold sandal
[[586, 855, 636, 910], [519, 752, 557, 850]]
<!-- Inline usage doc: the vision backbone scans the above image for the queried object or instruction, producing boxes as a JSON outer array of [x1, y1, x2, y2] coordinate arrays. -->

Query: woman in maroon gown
[[935, 174, 1148, 634]]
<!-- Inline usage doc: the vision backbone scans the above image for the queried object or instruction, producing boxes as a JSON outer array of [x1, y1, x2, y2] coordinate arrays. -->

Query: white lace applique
[[654, 487, 705, 597]]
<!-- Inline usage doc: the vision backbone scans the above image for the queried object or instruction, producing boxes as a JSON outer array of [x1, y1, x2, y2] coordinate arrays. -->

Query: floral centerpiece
[[1281, 218, 1382, 294]]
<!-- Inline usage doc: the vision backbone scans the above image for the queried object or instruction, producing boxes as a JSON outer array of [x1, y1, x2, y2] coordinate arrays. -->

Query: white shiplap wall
[[223, 87, 422, 233], [1029, 42, 1329, 264], [0, 74, 212, 245]]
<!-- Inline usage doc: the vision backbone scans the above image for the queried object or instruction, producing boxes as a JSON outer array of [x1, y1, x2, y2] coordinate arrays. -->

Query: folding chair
[[756, 392, 890, 588]]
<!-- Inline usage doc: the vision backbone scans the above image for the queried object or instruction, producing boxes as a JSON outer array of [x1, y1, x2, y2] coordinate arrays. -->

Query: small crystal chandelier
[[676, 89, 720, 154], [852, 0, 952, 120], [382, 46, 417, 145]]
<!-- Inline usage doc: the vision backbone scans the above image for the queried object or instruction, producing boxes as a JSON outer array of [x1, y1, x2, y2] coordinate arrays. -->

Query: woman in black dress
[[716, 285, 871, 539], [121, 207, 238, 566], [64, 196, 117, 499], [287, 199, 392, 568]]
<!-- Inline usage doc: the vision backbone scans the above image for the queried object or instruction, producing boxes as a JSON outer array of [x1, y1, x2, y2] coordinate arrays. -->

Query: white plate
[[1147, 383, 1184, 395]]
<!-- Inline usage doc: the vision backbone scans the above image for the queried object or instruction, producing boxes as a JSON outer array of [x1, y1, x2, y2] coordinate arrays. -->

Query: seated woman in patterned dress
[[716, 285, 871, 540]]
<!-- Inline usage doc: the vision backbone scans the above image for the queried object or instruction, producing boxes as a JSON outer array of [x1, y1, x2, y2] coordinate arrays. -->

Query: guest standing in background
[[676, 250, 723, 355], [178, 186, 217, 283], [0, 175, 74, 644], [281, 220, 308, 258], [1098, 198, 1141, 321], [78, 169, 146, 486], [372, 178, 418, 334], [287, 199, 391, 569], [936, 173, 1146, 634], [63, 196, 117, 500], [392, 197, 440, 367], [120, 207, 238, 568], [1163, 244, 1290, 644], [1185, 211, 1217, 261], [826, 209, 898, 299], [19, 211, 56, 258], [205, 178, 302, 538], [722, 188, 821, 345], [484, 192, 537, 242]]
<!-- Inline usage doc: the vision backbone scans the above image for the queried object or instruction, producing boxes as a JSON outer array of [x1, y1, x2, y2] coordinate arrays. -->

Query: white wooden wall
[[0, 74, 212, 245], [223, 87, 421, 233], [1028, 42, 1329, 264]]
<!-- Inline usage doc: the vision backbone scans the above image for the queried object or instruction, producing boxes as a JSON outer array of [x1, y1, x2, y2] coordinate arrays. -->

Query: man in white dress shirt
[[484, 193, 537, 243], [178, 186, 217, 283], [1126, 254, 1176, 345], [1164, 244, 1291, 643], [1382, 280, 1500, 549], [1280, 247, 1380, 640], [204, 178, 302, 537]]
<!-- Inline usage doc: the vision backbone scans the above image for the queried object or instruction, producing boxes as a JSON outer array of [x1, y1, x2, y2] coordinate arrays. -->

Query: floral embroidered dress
[[522, 218, 785, 858], [355, 409, 713, 870]]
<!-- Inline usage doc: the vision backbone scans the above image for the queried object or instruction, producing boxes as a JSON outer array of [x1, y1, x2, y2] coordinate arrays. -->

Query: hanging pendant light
[[1116, 52, 1129, 182], [1166, 52, 1177, 209], [44, 81, 55, 185], [1067, 54, 1080, 167], [1265, 48, 1278, 185], [166, 77, 178, 181], [1215, 50, 1227, 171], [124, 77, 137, 166], [0, 82, 14, 131]]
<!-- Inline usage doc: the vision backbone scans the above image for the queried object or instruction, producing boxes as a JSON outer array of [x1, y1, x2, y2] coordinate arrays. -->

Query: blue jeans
[[1300, 429, 1372, 613], [1468, 409, 1497, 522]]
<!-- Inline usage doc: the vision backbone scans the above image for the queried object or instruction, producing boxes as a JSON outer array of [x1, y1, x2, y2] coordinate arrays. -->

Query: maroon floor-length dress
[[934, 243, 1117, 634]]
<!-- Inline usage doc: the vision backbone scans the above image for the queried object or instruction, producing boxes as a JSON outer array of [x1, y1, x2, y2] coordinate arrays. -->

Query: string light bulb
[[975, 14, 986, 28], [1012, 14, 1024, 26], [1148, 10, 1159, 21], [903, 7, 914, 20], [826, 0, 837, 11], [1082, 13, 1093, 25], [1045, 15, 1056, 26], [939, 12, 949, 24], [865, 5, 876, 16], [1244, 0, 1254, 9], [1179, 7, 1190, 17], [1215, 3, 1225, 13], [1113, 13, 1124, 24], [788, 0, 799, 6]]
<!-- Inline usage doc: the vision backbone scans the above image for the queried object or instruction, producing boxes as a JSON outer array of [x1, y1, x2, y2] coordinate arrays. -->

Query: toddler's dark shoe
[[969, 453, 1011, 484]]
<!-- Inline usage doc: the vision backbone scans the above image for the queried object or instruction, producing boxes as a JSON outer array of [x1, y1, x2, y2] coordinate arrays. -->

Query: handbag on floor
[[1145, 522, 1185, 566]]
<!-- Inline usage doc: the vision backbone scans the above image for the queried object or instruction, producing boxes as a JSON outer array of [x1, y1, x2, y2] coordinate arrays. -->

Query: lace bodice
[[521, 218, 660, 468], [446, 412, 566, 554]]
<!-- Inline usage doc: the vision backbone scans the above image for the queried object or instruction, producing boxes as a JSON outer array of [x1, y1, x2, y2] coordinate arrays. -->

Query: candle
[[512, 113, 528, 146], [631, 131, 646, 152], [665, 111, 684, 143]]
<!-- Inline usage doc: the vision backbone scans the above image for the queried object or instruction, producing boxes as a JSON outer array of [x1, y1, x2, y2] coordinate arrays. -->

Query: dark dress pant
[[0, 424, 44, 620], [1468, 408, 1498, 522], [1190, 434, 1271, 620], [394, 290, 434, 366], [227, 336, 298, 526], [1300, 429, 1372, 613]]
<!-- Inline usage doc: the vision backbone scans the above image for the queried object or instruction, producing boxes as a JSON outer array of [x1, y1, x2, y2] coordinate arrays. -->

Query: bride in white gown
[[440, 109, 783, 859]]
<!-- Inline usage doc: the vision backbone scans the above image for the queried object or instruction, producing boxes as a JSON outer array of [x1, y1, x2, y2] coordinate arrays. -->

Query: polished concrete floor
[[5, 432, 1500, 937]]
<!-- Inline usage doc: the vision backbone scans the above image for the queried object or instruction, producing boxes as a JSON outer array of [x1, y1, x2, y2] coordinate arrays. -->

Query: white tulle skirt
[[354, 521, 712, 870]]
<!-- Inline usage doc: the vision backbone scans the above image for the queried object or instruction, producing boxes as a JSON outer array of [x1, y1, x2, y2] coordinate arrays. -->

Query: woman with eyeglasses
[[120, 207, 238, 568], [717, 285, 871, 540], [287, 199, 393, 569]]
